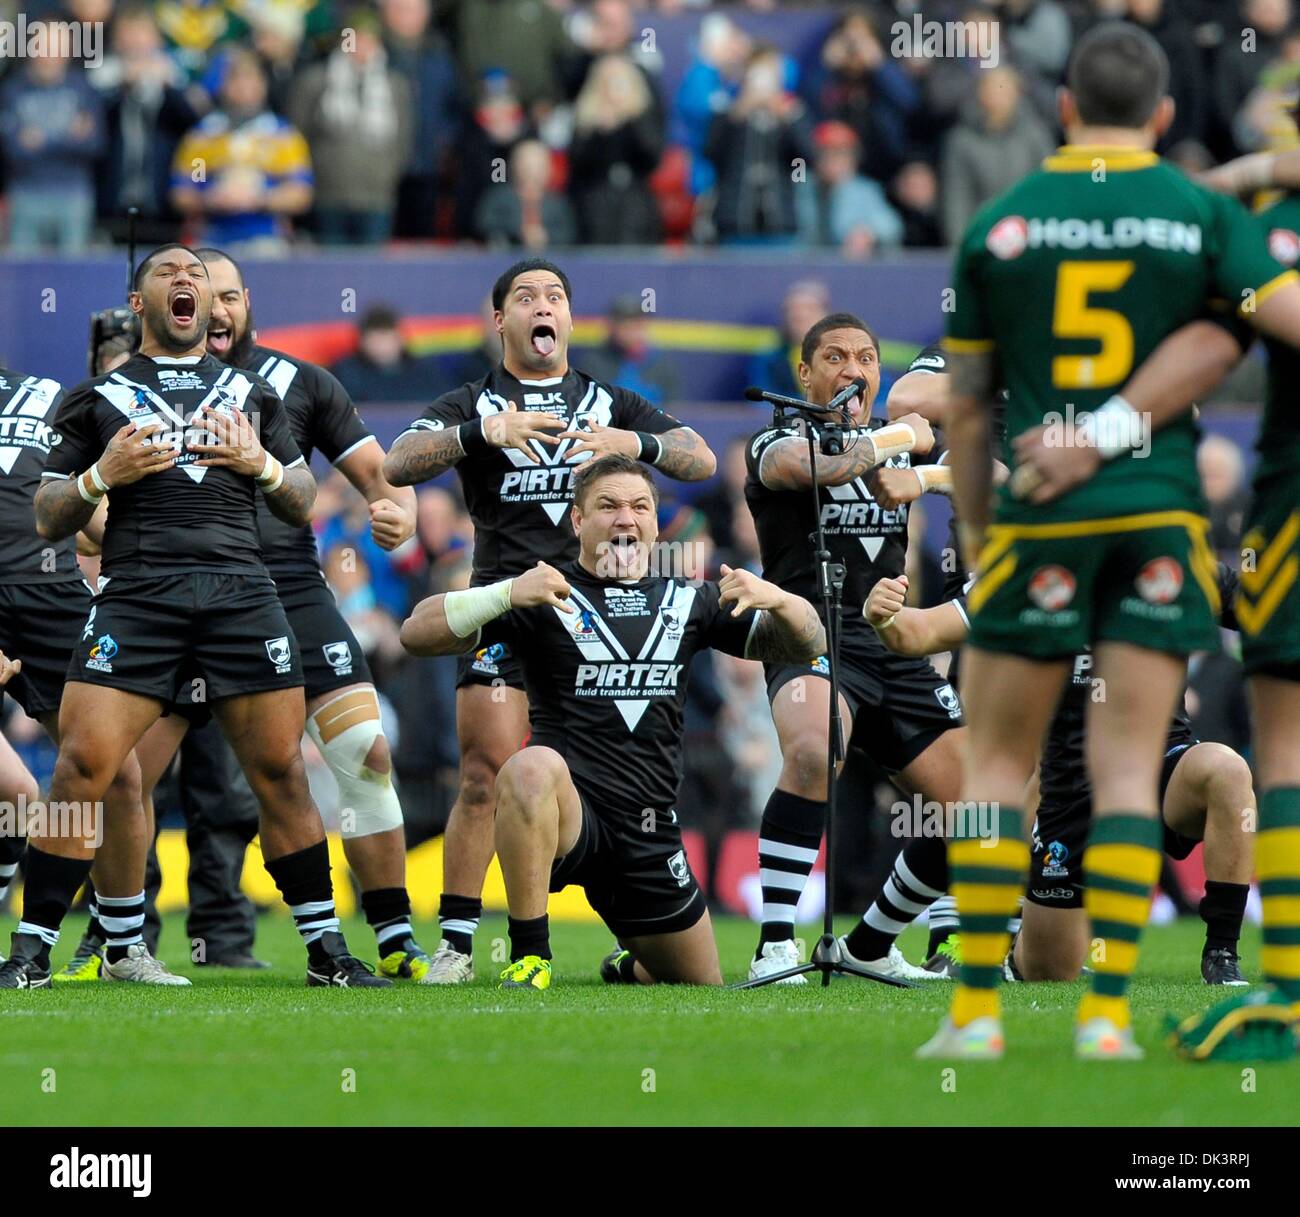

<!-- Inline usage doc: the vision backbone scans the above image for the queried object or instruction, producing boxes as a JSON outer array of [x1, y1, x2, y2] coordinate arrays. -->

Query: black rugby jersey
[[43, 353, 305, 577], [243, 345, 372, 578], [400, 366, 682, 584], [744, 415, 937, 612], [508, 560, 758, 818], [0, 367, 79, 583]]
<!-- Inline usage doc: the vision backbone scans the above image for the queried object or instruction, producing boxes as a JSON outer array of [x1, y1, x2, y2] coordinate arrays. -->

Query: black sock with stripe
[[756, 789, 824, 953]]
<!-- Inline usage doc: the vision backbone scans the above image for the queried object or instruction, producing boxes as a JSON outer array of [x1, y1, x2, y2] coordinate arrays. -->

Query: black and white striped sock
[[439, 893, 481, 956], [756, 789, 824, 951], [0, 859, 17, 905], [926, 893, 961, 957], [848, 836, 948, 961], [361, 886, 413, 955], [97, 891, 145, 964], [265, 841, 340, 959]]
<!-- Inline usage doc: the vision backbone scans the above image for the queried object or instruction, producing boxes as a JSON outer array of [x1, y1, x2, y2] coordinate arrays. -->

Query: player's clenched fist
[[510, 561, 573, 612], [865, 575, 908, 627], [369, 498, 414, 551], [894, 412, 935, 455], [483, 400, 566, 465], [871, 466, 923, 509], [718, 563, 787, 617], [0, 650, 21, 688], [97, 422, 177, 486]]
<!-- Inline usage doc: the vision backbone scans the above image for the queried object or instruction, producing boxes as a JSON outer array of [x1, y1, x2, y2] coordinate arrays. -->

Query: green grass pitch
[[1, 915, 1293, 1126]]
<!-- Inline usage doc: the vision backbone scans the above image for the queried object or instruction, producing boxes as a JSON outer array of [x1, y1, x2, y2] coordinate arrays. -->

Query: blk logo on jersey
[[322, 641, 353, 676], [264, 636, 292, 674]]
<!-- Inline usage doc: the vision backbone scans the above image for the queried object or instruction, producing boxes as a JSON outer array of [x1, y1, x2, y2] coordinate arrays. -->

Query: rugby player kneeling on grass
[[399, 454, 825, 990], [864, 569, 1255, 989]]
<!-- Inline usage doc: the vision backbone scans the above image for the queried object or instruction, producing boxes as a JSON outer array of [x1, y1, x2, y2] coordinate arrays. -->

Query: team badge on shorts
[[322, 641, 353, 676], [1135, 557, 1183, 604], [934, 683, 962, 719], [264, 636, 292, 674], [1028, 565, 1076, 612], [1041, 840, 1070, 879], [86, 634, 118, 674], [472, 642, 508, 676], [666, 849, 691, 888], [811, 655, 830, 676]]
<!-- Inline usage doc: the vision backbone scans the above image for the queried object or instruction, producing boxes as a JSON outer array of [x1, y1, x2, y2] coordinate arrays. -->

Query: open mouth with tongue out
[[170, 289, 198, 328], [530, 322, 557, 358], [207, 324, 233, 356]]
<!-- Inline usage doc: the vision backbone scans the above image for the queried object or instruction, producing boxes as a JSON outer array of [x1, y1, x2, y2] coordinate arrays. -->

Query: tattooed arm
[[653, 426, 717, 481], [35, 477, 101, 542], [716, 564, 826, 663], [263, 463, 317, 526], [757, 411, 936, 491], [382, 426, 467, 487]]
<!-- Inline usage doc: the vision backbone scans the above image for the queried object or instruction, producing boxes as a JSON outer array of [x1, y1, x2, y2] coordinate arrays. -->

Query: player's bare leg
[[431, 683, 530, 981], [213, 687, 387, 986], [919, 649, 1067, 1059], [750, 679, 853, 983], [624, 915, 723, 986], [1246, 676, 1300, 1007], [1, 687, 158, 987], [1160, 741, 1255, 984], [304, 683, 429, 977], [1072, 642, 1186, 1057], [0, 732, 39, 960], [840, 726, 969, 980], [493, 745, 582, 990]]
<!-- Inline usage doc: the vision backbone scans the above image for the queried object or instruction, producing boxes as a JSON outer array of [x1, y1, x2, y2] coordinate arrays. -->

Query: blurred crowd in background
[[2, 0, 1300, 255], [0, 0, 1279, 912]]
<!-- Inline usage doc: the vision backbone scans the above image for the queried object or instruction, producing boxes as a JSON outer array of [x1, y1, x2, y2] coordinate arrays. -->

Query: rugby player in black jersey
[[0, 244, 385, 989], [0, 366, 180, 982], [382, 258, 716, 983], [64, 248, 434, 980], [864, 563, 1254, 986], [399, 453, 824, 988], [742, 312, 969, 985]]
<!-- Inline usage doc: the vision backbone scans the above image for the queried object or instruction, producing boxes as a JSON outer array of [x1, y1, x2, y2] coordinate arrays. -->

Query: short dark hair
[[572, 453, 659, 510], [195, 246, 245, 288], [359, 304, 401, 333], [1067, 22, 1169, 129], [132, 243, 203, 292], [800, 312, 878, 366], [491, 258, 573, 313]]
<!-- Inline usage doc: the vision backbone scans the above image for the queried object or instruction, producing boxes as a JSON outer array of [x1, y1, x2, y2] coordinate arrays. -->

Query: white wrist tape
[[444, 578, 515, 638], [914, 465, 953, 495], [871, 611, 898, 632], [78, 470, 105, 503], [256, 452, 284, 492], [869, 422, 917, 464], [1089, 395, 1143, 460], [89, 461, 110, 493]]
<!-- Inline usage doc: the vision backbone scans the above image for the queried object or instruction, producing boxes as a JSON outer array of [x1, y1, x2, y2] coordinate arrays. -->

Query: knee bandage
[[306, 688, 404, 839]]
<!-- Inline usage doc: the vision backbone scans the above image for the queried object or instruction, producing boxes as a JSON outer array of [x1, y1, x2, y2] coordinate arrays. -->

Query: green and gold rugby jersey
[[1250, 193, 1300, 483], [945, 143, 1295, 525]]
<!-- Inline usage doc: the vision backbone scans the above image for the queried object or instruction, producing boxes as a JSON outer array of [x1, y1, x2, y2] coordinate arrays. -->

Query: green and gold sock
[[948, 806, 1027, 1027], [1258, 787, 1300, 1004], [1078, 813, 1162, 1030]]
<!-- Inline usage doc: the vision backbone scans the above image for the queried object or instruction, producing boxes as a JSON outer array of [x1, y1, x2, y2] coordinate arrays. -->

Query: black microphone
[[744, 378, 866, 415]]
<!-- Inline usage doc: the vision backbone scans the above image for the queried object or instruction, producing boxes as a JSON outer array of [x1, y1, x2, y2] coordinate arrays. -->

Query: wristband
[[868, 422, 917, 464], [78, 470, 105, 503], [870, 611, 898, 632], [443, 578, 515, 638], [89, 461, 110, 494], [256, 453, 284, 492], [458, 418, 490, 456], [914, 465, 953, 495], [634, 432, 663, 465], [1088, 395, 1143, 460]]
